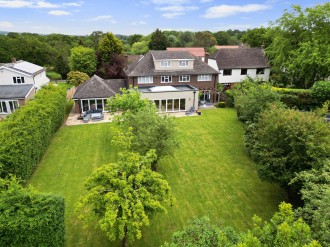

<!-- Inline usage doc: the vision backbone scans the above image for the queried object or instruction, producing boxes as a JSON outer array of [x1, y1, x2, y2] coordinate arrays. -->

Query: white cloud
[[156, 5, 198, 12], [87, 15, 117, 23], [203, 4, 272, 18], [131, 20, 147, 26], [0, 21, 13, 27], [48, 10, 71, 16], [35, 1, 59, 8], [0, 1, 32, 8], [162, 12, 184, 18], [63, 2, 82, 7], [151, 0, 189, 4]]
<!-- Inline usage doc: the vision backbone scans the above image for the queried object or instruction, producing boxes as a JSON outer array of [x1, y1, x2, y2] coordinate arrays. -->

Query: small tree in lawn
[[107, 87, 179, 170], [76, 149, 172, 247]]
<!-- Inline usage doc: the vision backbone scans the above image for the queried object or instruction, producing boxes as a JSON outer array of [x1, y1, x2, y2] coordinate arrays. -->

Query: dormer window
[[13, 77, 25, 84], [179, 60, 189, 67], [160, 60, 171, 67]]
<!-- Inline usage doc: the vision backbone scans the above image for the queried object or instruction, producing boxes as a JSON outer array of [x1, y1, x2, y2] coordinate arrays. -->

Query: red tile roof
[[166, 47, 205, 57]]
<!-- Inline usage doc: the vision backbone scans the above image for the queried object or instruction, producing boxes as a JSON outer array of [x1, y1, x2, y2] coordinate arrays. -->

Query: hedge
[[0, 85, 66, 180], [272, 87, 320, 110], [0, 177, 65, 247]]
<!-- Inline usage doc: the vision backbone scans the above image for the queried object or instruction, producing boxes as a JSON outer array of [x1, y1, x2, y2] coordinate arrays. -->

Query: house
[[72, 74, 126, 113], [0, 59, 49, 115], [166, 47, 206, 61], [125, 50, 219, 112], [207, 47, 271, 88]]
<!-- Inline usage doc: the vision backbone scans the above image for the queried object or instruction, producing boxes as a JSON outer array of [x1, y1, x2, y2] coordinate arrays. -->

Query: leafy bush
[[248, 104, 330, 188], [0, 85, 67, 180], [224, 90, 234, 107], [233, 80, 280, 123], [67, 71, 89, 87], [312, 81, 330, 105], [215, 102, 226, 108], [0, 176, 65, 247]]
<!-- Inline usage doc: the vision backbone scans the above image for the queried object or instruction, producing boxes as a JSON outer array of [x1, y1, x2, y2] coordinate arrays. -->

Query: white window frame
[[138, 76, 153, 84], [161, 76, 172, 83], [179, 60, 189, 67], [160, 60, 171, 67], [197, 75, 211, 81], [179, 75, 190, 82]]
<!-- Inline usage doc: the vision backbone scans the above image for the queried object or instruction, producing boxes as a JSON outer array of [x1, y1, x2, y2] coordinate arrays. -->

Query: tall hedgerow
[[0, 85, 66, 180]]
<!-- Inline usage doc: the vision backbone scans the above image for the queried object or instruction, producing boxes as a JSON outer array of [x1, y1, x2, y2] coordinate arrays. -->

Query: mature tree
[[98, 32, 124, 62], [193, 31, 217, 48], [76, 150, 172, 247], [107, 87, 150, 113], [177, 31, 194, 47], [266, 3, 330, 88], [66, 71, 89, 86], [98, 54, 126, 79], [87, 31, 104, 50], [167, 34, 179, 47], [241, 27, 272, 47], [131, 41, 149, 55], [249, 104, 330, 188], [108, 88, 178, 169], [291, 160, 330, 246], [69, 46, 97, 76], [148, 28, 168, 50], [213, 31, 231, 45], [233, 78, 281, 123], [127, 34, 143, 46]]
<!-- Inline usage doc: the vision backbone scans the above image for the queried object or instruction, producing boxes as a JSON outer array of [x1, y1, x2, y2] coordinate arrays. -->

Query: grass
[[29, 108, 287, 247]]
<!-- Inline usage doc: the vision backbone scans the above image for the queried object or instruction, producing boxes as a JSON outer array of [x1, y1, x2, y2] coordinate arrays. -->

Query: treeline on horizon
[[0, 29, 245, 78]]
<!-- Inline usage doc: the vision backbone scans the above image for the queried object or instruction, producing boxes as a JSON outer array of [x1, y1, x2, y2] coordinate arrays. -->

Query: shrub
[[0, 85, 67, 180], [249, 104, 330, 188], [67, 71, 89, 87], [273, 87, 320, 110], [234, 81, 280, 123], [0, 176, 65, 247], [225, 90, 234, 107], [311, 81, 330, 105], [216, 102, 226, 108]]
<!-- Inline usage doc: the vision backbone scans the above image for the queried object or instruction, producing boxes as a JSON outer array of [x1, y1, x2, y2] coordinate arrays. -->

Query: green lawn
[[29, 108, 287, 247]]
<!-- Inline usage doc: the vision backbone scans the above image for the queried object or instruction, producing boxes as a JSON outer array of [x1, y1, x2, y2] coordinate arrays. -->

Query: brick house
[[125, 50, 219, 111]]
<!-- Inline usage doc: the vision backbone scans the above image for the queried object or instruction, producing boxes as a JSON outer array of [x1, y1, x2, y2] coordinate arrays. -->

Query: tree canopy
[[69, 46, 97, 76], [148, 29, 169, 50], [98, 32, 124, 62], [265, 3, 330, 88], [76, 150, 172, 247]]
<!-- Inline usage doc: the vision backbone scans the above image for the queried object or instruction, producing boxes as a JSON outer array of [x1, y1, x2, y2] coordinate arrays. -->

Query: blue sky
[[0, 0, 326, 35]]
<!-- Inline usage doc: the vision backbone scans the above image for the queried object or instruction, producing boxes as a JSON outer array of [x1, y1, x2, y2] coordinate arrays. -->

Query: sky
[[0, 0, 326, 36]]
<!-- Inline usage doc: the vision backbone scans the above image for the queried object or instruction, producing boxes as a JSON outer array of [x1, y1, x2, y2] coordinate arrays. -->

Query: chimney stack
[[204, 52, 209, 64]]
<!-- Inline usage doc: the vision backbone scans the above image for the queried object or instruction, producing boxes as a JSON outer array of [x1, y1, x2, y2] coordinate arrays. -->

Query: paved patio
[[65, 111, 200, 126]]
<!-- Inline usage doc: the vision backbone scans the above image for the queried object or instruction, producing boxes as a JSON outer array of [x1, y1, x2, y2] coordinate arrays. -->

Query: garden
[[28, 108, 287, 246]]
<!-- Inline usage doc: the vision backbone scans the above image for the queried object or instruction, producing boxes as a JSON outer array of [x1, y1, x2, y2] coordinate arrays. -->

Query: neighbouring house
[[0, 59, 49, 115], [207, 47, 271, 88], [166, 47, 206, 61], [72, 74, 126, 114], [125, 50, 219, 111]]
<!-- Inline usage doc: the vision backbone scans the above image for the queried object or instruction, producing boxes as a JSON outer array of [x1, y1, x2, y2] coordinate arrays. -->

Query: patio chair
[[185, 107, 195, 116]]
